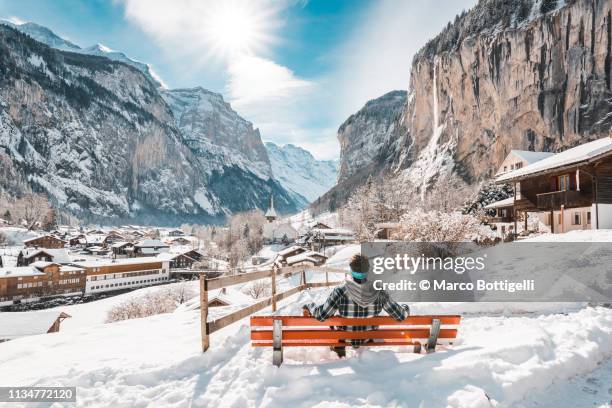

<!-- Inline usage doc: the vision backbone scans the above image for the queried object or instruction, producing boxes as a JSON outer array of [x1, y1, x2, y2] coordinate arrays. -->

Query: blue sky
[[0, 0, 475, 159]]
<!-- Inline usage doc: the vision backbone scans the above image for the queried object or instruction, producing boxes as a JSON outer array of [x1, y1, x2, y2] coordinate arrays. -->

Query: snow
[[0, 266, 45, 278], [0, 310, 67, 339], [0, 286, 610, 407], [510, 149, 556, 164], [484, 196, 514, 209], [498, 136, 612, 182]]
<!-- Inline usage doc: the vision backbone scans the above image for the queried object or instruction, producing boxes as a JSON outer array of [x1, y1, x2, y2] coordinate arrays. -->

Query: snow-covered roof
[[510, 150, 556, 164], [72, 256, 166, 268], [285, 251, 326, 265], [311, 228, 354, 235], [23, 234, 64, 243], [29, 261, 58, 269], [497, 137, 612, 182], [85, 234, 107, 244], [0, 311, 70, 340], [278, 245, 306, 257], [484, 197, 515, 209], [0, 266, 46, 278], [135, 239, 169, 248], [111, 241, 133, 248], [20, 248, 71, 264]]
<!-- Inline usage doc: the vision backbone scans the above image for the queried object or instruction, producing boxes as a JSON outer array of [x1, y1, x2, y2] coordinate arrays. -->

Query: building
[[483, 197, 516, 238], [111, 241, 134, 258], [167, 229, 185, 237], [17, 248, 71, 266], [23, 235, 66, 249], [496, 136, 612, 233], [133, 239, 170, 257], [308, 228, 355, 250], [84, 234, 107, 248], [0, 311, 71, 341], [263, 223, 299, 244], [374, 222, 401, 240], [72, 257, 170, 295], [265, 195, 278, 222], [169, 237, 191, 246], [0, 263, 86, 307], [495, 150, 555, 176], [285, 251, 327, 267]]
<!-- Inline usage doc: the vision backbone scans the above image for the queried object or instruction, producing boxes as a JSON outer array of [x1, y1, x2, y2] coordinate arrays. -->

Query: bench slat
[[251, 328, 458, 341], [252, 340, 431, 347], [250, 315, 461, 327]]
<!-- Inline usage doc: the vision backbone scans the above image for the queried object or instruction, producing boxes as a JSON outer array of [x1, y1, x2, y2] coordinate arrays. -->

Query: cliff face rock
[[395, 0, 612, 195], [265, 142, 337, 203], [337, 90, 407, 183], [0, 25, 300, 223]]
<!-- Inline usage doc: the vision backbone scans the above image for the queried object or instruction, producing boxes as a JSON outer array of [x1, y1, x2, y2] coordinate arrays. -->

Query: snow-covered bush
[[391, 209, 495, 255], [242, 280, 271, 299], [105, 284, 197, 323]]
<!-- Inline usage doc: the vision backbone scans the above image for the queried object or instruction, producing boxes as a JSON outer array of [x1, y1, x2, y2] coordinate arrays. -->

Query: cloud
[[328, 0, 476, 120]]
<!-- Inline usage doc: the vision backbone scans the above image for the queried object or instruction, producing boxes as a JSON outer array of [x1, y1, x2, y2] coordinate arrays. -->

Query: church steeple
[[264, 195, 277, 222]]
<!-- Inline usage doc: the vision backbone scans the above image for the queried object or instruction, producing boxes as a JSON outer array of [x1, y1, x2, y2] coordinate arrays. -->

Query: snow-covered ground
[[0, 287, 610, 407], [2, 231, 612, 406]]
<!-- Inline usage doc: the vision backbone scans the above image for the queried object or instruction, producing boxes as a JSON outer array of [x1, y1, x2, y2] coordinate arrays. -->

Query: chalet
[[23, 235, 66, 249], [308, 228, 355, 250], [73, 257, 170, 295], [68, 234, 86, 247], [84, 234, 107, 248], [374, 222, 401, 240], [111, 241, 134, 258], [483, 197, 516, 238], [285, 251, 327, 267], [169, 237, 191, 246], [0, 263, 86, 306], [17, 248, 71, 266], [312, 222, 331, 229], [133, 239, 170, 256], [496, 136, 612, 233], [496, 150, 555, 176], [0, 311, 71, 341], [161, 251, 201, 269], [168, 229, 185, 237], [105, 233, 125, 245]]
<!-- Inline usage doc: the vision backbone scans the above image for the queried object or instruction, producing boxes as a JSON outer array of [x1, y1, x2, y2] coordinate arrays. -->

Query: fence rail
[[199, 265, 346, 351]]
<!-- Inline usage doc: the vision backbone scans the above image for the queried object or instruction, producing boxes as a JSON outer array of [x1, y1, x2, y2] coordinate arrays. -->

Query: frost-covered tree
[[12, 193, 53, 230]]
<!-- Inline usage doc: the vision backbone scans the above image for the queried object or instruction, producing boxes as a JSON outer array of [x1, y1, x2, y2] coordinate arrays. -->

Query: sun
[[205, 1, 275, 59]]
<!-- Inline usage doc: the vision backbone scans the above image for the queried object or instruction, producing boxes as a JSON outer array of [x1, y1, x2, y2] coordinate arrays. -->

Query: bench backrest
[[250, 315, 461, 347]]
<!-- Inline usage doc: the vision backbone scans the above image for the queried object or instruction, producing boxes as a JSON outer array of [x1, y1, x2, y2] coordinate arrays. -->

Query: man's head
[[349, 254, 370, 282]]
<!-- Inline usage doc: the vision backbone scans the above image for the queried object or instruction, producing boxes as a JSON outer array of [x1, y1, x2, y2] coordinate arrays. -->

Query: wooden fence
[[200, 265, 346, 351]]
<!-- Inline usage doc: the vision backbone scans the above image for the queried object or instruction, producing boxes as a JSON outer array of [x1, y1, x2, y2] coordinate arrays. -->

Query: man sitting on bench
[[303, 254, 410, 358]]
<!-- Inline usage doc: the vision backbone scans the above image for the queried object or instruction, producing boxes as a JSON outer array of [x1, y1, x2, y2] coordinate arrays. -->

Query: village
[[2, 134, 612, 341]]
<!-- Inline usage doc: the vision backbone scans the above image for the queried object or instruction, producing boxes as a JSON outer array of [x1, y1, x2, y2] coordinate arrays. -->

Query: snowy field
[[0, 285, 611, 407], [1, 232, 612, 406]]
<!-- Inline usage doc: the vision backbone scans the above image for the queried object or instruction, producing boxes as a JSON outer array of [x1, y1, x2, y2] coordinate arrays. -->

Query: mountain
[[0, 20, 164, 88], [265, 142, 337, 204], [0, 24, 301, 223], [311, 90, 407, 212], [316, 0, 612, 212]]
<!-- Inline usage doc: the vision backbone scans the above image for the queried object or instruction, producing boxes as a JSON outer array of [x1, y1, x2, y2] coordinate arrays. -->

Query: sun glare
[[206, 1, 274, 59]]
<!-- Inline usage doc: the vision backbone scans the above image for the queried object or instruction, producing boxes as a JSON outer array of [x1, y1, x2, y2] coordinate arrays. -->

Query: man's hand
[[302, 306, 311, 317]]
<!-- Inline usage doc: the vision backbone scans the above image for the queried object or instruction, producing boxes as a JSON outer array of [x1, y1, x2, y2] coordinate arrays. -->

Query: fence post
[[271, 266, 277, 312], [200, 273, 209, 352]]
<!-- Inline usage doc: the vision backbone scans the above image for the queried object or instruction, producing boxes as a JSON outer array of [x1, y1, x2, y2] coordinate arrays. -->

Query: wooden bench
[[250, 315, 461, 366]]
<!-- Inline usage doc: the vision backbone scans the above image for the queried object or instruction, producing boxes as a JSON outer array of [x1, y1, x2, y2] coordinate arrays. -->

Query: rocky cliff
[[396, 0, 612, 196], [0, 25, 300, 223], [316, 0, 612, 213]]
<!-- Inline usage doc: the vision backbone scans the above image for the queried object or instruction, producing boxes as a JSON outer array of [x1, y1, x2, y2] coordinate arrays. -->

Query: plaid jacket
[[305, 285, 410, 346]]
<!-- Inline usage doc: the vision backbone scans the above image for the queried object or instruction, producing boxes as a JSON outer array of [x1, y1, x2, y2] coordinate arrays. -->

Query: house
[[0, 311, 71, 341], [483, 197, 516, 238], [496, 135, 612, 233], [68, 234, 86, 247], [161, 251, 201, 270], [105, 233, 125, 245], [374, 222, 401, 240], [263, 223, 299, 244], [496, 150, 555, 176], [84, 234, 107, 248], [312, 222, 331, 229], [23, 235, 66, 249], [72, 257, 170, 295], [17, 248, 71, 266], [285, 251, 327, 267], [111, 241, 134, 258], [0, 263, 86, 306], [168, 229, 185, 237], [133, 239, 170, 256], [169, 237, 191, 246], [308, 228, 355, 250]]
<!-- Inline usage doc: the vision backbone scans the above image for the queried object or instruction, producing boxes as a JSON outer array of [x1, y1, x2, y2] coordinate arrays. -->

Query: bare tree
[[12, 193, 53, 230], [243, 280, 271, 299]]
